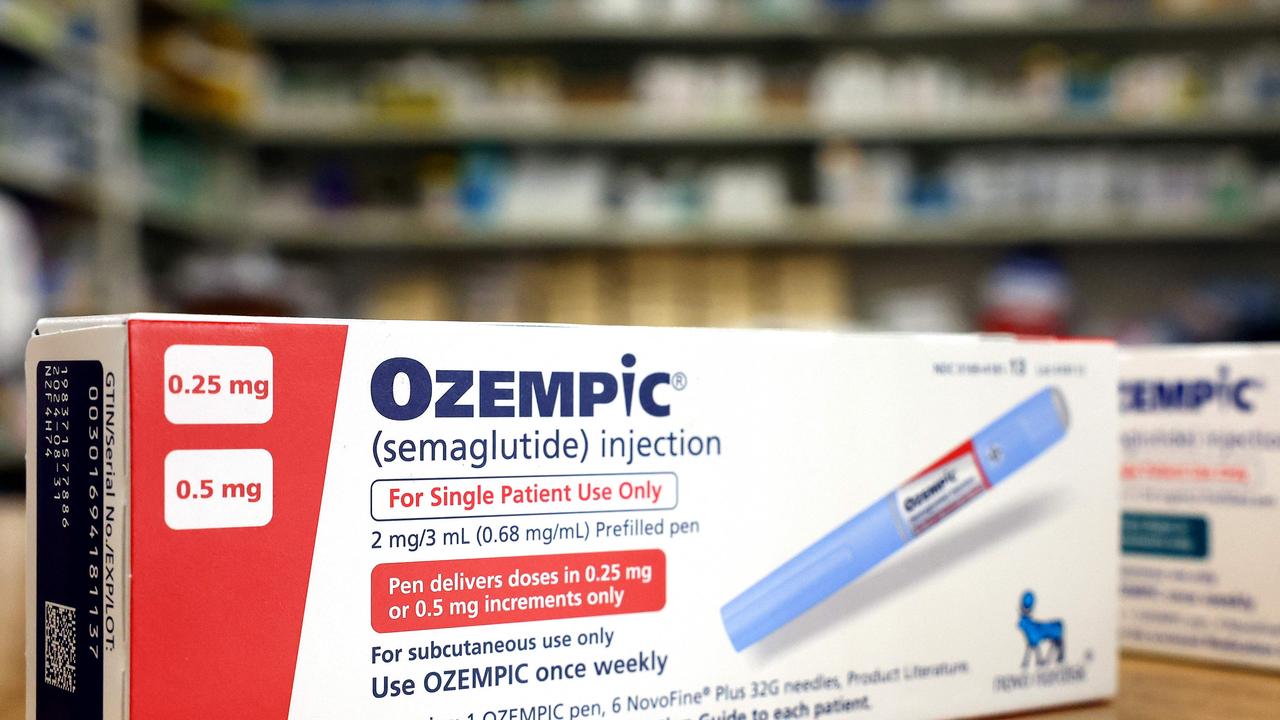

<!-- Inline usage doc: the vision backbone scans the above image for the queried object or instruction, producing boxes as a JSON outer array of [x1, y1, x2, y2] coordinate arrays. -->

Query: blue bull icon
[[1018, 591, 1064, 668]]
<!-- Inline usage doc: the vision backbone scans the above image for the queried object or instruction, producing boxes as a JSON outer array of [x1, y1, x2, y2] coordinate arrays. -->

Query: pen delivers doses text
[[371, 550, 665, 632]]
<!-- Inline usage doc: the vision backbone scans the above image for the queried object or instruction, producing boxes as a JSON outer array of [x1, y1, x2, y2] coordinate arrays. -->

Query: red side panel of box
[[128, 321, 348, 719]]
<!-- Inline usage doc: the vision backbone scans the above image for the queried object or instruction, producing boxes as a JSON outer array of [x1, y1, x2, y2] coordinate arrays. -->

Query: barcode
[[43, 601, 77, 693]]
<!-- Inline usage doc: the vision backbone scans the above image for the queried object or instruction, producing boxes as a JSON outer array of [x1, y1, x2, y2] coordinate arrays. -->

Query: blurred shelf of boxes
[[257, 209, 1280, 249], [3, 0, 1279, 309], [247, 113, 1280, 145], [4, 0, 1280, 478], [243, 2, 1280, 43]]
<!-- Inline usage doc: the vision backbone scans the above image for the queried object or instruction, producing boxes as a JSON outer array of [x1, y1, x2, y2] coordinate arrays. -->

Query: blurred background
[[2, 0, 1280, 709]]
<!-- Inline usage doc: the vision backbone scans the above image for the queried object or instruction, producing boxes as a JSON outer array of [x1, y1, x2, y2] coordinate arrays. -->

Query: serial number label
[[35, 360, 104, 719]]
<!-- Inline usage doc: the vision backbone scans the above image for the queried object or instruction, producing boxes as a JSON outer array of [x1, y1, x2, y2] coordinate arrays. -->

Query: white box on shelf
[[1120, 344, 1280, 671]]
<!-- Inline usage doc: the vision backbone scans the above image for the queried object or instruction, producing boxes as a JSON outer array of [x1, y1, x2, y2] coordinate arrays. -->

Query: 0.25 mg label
[[164, 344, 273, 425]]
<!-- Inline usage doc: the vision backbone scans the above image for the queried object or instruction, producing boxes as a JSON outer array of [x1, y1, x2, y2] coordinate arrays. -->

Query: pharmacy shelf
[[0, 151, 99, 211], [258, 209, 1279, 251], [0, 13, 137, 102], [0, 23, 61, 65], [143, 0, 236, 22], [1, 14, 136, 113], [0, 18, 97, 85], [249, 112, 1280, 146], [142, 201, 249, 237], [140, 77, 246, 134], [246, 7, 1280, 44]]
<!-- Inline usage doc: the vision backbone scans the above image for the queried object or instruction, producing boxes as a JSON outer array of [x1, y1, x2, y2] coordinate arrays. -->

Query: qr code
[[43, 601, 76, 692]]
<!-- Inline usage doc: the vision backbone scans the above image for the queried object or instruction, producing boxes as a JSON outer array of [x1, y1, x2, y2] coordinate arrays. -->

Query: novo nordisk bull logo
[[1018, 591, 1064, 668], [370, 353, 678, 420], [1120, 365, 1262, 413], [994, 590, 1087, 692]]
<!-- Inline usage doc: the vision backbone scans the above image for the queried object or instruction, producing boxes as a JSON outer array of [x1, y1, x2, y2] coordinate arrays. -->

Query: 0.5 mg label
[[164, 449, 273, 530]]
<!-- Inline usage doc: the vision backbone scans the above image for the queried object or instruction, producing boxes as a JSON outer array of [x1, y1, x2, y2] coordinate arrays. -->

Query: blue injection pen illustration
[[721, 387, 1069, 652]]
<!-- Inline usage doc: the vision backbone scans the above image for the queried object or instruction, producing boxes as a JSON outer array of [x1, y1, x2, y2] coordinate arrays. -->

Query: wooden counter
[[1022, 655, 1280, 719], [2, 655, 1277, 719]]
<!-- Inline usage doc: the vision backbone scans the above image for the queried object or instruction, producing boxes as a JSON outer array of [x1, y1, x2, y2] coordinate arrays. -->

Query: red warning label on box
[[371, 550, 666, 633]]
